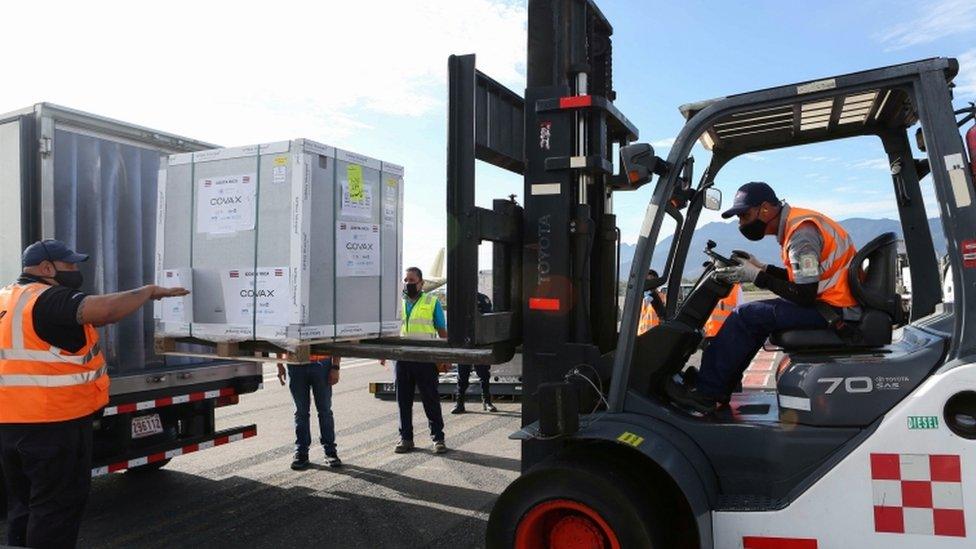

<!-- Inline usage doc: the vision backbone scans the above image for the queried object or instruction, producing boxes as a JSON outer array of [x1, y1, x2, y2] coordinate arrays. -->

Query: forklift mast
[[442, 0, 639, 469], [519, 0, 637, 465]]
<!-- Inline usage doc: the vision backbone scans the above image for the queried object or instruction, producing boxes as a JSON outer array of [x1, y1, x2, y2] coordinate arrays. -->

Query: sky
[[2, 0, 974, 272]]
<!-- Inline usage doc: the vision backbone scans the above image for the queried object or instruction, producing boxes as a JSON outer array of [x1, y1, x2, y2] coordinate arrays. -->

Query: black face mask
[[404, 283, 420, 298], [54, 270, 84, 290], [739, 218, 768, 241]]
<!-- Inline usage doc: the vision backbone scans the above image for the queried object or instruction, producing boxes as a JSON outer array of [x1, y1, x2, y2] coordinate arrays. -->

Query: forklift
[[322, 1, 976, 546]]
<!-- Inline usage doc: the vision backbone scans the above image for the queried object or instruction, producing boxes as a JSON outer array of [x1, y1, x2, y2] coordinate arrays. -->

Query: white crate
[[154, 139, 403, 349]]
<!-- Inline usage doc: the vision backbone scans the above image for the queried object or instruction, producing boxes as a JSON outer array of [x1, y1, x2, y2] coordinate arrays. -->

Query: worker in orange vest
[[637, 270, 666, 335], [703, 283, 743, 339], [666, 183, 858, 413], [0, 240, 188, 548]]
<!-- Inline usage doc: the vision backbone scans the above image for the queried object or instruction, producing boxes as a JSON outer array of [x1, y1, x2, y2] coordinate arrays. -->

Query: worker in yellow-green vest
[[394, 267, 448, 455]]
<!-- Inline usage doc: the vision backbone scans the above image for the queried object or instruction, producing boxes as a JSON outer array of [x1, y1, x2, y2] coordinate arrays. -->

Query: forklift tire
[[486, 458, 663, 549], [126, 458, 172, 474]]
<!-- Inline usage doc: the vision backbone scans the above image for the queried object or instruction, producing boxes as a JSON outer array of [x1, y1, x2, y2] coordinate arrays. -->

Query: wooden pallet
[[154, 336, 350, 365]]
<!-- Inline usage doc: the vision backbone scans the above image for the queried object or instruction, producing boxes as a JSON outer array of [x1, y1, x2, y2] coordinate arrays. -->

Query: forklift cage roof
[[610, 57, 975, 411], [681, 57, 955, 157]]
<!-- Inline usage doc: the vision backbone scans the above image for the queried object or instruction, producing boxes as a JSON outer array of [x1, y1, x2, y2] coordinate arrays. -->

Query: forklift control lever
[[702, 242, 736, 267]]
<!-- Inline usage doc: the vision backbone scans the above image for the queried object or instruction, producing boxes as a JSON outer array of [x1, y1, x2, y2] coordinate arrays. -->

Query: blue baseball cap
[[721, 182, 779, 219], [22, 239, 89, 267]]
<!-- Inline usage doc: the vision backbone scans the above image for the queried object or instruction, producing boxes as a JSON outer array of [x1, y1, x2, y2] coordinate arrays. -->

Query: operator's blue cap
[[22, 239, 89, 267], [721, 182, 779, 219]]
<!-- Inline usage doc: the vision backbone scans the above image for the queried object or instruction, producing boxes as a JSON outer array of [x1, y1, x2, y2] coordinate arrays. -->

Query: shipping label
[[158, 268, 192, 323], [221, 267, 290, 326], [337, 222, 380, 277], [196, 174, 257, 234]]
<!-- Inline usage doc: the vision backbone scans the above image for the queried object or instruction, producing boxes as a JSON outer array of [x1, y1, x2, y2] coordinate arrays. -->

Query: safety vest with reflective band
[[637, 292, 665, 335], [0, 283, 108, 423], [780, 207, 858, 308], [704, 284, 742, 338], [401, 293, 440, 339]]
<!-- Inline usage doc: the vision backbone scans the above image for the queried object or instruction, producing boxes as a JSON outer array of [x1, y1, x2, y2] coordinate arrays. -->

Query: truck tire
[[127, 458, 172, 474], [486, 458, 663, 549]]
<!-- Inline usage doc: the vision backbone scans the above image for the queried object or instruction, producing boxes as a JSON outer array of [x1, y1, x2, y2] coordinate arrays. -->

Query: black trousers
[[395, 361, 445, 442], [0, 419, 93, 549], [457, 364, 492, 398]]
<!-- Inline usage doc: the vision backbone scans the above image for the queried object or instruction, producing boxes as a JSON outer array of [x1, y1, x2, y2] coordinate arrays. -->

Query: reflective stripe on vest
[[780, 207, 858, 308], [401, 293, 440, 339], [637, 292, 664, 335], [704, 284, 741, 338], [0, 283, 109, 422]]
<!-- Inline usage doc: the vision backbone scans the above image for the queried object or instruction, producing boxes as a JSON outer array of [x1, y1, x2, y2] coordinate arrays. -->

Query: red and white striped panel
[[91, 427, 257, 477], [742, 349, 781, 390], [102, 387, 236, 417]]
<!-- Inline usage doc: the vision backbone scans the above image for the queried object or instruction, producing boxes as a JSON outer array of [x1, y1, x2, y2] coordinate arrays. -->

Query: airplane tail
[[430, 247, 445, 279]]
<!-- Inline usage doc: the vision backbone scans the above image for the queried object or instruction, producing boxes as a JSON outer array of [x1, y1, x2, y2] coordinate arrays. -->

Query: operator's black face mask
[[54, 270, 84, 290], [739, 218, 767, 241], [404, 283, 420, 298]]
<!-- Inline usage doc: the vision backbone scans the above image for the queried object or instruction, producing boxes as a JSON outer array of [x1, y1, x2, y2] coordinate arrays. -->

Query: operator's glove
[[715, 256, 763, 284], [731, 250, 766, 270]]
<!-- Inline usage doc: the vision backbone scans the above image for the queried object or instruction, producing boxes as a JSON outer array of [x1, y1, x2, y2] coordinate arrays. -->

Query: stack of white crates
[[154, 139, 403, 349]]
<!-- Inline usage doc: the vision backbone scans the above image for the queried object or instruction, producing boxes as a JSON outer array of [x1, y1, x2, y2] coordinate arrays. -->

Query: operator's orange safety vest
[[780, 207, 858, 308], [637, 292, 665, 335], [0, 283, 108, 423], [704, 284, 742, 338]]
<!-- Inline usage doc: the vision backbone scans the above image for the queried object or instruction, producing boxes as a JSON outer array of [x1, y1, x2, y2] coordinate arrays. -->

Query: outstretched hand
[[151, 285, 190, 300]]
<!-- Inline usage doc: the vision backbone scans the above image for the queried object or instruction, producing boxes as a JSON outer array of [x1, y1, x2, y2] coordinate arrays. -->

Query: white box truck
[[0, 104, 262, 505]]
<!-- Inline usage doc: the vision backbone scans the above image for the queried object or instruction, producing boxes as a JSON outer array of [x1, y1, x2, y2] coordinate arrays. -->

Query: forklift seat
[[770, 232, 902, 350]]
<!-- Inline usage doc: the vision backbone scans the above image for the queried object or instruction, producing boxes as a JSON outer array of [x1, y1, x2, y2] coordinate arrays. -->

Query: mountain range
[[619, 217, 946, 280]]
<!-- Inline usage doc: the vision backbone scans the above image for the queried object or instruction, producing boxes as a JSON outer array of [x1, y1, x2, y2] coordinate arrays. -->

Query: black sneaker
[[394, 439, 415, 453], [324, 453, 342, 468], [291, 453, 310, 471], [451, 400, 466, 414], [665, 378, 719, 415]]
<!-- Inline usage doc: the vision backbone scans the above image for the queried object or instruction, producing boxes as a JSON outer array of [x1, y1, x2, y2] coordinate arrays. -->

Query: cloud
[[651, 137, 676, 148], [956, 48, 976, 99], [848, 158, 891, 171], [876, 0, 976, 50], [798, 155, 839, 163], [740, 153, 767, 161], [801, 196, 899, 220], [0, 0, 528, 146]]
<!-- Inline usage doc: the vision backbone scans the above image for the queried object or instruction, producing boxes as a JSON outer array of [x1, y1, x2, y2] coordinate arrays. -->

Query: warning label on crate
[[221, 267, 290, 325], [272, 165, 287, 185], [341, 181, 373, 220], [383, 177, 398, 228], [337, 222, 380, 277], [196, 174, 257, 234]]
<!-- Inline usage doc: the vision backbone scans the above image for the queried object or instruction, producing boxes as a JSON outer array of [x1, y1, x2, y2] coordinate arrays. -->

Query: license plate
[[131, 414, 163, 439]]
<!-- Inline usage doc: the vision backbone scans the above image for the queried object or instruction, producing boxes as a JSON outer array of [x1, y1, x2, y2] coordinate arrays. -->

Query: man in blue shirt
[[277, 354, 341, 470], [393, 267, 449, 454]]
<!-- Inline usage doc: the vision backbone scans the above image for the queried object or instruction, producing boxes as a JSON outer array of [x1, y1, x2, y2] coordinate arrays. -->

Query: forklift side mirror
[[620, 143, 670, 189], [620, 143, 657, 187], [704, 188, 722, 211]]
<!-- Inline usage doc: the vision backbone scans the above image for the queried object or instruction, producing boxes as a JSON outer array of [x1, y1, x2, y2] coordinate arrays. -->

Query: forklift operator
[[666, 182, 859, 413]]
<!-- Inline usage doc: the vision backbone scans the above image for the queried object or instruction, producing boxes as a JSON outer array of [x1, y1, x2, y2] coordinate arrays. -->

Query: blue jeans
[[696, 298, 827, 397], [395, 361, 445, 442], [288, 360, 336, 456]]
